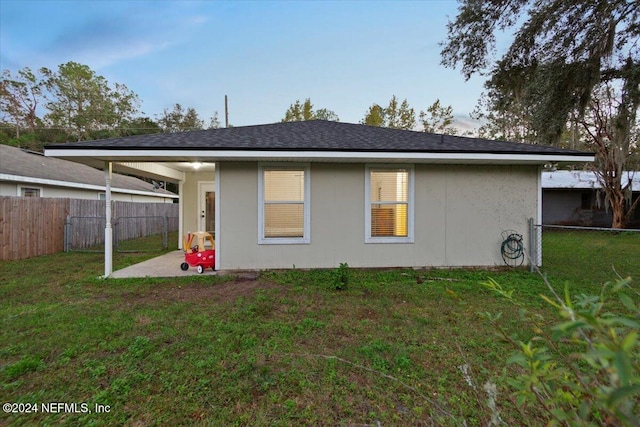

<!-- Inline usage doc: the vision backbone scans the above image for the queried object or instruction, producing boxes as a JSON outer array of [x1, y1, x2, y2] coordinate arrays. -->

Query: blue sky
[[0, 0, 487, 129]]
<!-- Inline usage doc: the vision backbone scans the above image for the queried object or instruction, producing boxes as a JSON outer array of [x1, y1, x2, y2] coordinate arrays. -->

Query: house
[[542, 170, 640, 227], [0, 144, 177, 202], [44, 120, 594, 276]]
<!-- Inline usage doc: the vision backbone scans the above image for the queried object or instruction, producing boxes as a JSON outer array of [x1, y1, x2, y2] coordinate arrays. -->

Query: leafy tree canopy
[[1, 62, 223, 148], [43, 61, 141, 141], [281, 98, 339, 122], [441, 0, 640, 145], [361, 104, 385, 127], [156, 103, 205, 133], [361, 95, 416, 130], [0, 67, 46, 137], [442, 0, 640, 228], [419, 99, 457, 135]]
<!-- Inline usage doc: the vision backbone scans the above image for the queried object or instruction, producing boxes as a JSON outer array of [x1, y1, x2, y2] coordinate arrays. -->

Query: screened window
[[20, 187, 41, 197], [365, 165, 414, 243], [259, 164, 310, 244]]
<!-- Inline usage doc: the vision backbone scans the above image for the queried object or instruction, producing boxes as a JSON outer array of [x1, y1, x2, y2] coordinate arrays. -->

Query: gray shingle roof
[[45, 120, 592, 157], [0, 144, 176, 196]]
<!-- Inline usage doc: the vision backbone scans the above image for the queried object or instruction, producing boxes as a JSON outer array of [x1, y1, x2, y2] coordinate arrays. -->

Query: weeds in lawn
[[3, 356, 45, 380], [333, 262, 350, 290]]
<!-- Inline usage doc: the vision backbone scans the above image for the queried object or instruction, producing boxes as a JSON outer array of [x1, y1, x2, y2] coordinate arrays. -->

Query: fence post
[[114, 218, 119, 252], [536, 222, 542, 269], [163, 215, 169, 249], [528, 217, 535, 273], [64, 215, 71, 252]]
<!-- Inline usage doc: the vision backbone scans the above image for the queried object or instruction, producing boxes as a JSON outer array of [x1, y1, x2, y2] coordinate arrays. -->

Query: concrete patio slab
[[111, 250, 217, 278]]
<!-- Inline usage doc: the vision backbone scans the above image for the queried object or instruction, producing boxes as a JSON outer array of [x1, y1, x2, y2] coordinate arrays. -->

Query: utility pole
[[225, 95, 229, 128]]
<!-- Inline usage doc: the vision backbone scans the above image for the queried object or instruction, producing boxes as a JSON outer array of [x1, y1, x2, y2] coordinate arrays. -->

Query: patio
[[111, 250, 217, 278]]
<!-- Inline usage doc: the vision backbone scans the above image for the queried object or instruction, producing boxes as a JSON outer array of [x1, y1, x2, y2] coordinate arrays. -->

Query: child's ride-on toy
[[180, 231, 215, 274]]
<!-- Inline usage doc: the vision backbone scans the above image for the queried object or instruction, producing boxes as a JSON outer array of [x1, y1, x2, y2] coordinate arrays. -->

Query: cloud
[[42, 5, 209, 69], [453, 114, 483, 135]]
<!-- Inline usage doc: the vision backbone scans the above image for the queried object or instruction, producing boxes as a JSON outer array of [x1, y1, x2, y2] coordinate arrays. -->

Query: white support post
[[104, 162, 113, 278], [214, 163, 220, 271], [178, 180, 184, 249]]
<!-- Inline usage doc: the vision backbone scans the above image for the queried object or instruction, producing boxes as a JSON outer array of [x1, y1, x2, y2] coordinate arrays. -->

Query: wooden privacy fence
[[0, 197, 179, 261], [65, 202, 179, 252], [0, 197, 68, 261]]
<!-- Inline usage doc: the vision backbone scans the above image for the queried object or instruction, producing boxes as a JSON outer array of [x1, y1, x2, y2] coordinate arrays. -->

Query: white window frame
[[258, 162, 311, 245], [18, 185, 43, 197], [365, 164, 414, 244]]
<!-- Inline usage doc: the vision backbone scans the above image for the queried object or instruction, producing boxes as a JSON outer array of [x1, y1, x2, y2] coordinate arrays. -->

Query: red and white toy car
[[180, 231, 215, 273]]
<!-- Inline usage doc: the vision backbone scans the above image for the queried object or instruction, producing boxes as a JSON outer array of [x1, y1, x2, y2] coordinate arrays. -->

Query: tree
[[281, 98, 339, 122], [157, 103, 205, 132], [361, 96, 416, 130], [120, 117, 162, 136], [282, 99, 314, 122], [419, 99, 457, 135], [43, 62, 141, 141], [110, 82, 142, 136], [208, 112, 221, 129], [0, 67, 46, 137], [441, 0, 640, 227], [314, 108, 339, 122], [581, 84, 640, 228], [386, 96, 416, 130], [470, 89, 538, 144], [361, 104, 385, 127]]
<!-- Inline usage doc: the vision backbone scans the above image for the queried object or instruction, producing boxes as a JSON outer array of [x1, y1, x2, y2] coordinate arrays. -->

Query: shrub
[[481, 276, 640, 425], [333, 262, 350, 290]]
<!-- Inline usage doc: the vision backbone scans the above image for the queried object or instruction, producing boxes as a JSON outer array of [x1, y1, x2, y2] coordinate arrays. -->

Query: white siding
[[0, 181, 174, 202]]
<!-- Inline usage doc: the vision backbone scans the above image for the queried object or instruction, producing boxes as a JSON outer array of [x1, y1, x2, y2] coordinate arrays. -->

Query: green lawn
[[0, 231, 637, 426], [541, 229, 640, 284]]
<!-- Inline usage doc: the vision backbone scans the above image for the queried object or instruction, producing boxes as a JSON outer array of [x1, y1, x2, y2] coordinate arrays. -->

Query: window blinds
[[263, 169, 305, 238], [370, 169, 408, 237]]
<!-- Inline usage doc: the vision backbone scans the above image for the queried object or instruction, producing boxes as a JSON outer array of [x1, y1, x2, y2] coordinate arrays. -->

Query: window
[[20, 187, 41, 197], [258, 164, 310, 244], [365, 165, 414, 243]]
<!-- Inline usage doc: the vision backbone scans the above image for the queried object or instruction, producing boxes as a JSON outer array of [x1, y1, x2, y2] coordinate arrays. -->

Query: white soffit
[[116, 162, 185, 182]]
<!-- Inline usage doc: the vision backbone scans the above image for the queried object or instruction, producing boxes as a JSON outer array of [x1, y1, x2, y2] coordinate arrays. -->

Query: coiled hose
[[501, 231, 524, 267]]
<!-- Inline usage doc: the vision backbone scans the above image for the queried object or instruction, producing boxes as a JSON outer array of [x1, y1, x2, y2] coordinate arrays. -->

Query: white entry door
[[198, 182, 215, 235]]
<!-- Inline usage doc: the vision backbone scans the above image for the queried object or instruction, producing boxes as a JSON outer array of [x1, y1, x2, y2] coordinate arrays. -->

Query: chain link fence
[[64, 215, 179, 253], [529, 219, 640, 281]]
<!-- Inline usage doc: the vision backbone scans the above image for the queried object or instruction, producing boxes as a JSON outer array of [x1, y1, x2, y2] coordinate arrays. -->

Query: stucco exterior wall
[[181, 169, 216, 235], [216, 162, 538, 270]]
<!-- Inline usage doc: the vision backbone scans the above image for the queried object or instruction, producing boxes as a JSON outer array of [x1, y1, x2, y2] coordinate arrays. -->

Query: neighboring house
[[542, 170, 640, 227], [0, 144, 177, 202], [45, 120, 593, 275]]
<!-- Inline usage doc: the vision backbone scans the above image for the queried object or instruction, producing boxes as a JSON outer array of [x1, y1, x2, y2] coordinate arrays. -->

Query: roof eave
[[0, 173, 178, 198], [45, 148, 594, 165]]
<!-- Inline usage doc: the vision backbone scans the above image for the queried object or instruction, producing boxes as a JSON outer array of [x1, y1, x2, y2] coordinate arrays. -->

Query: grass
[[0, 231, 637, 426], [540, 229, 639, 285]]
